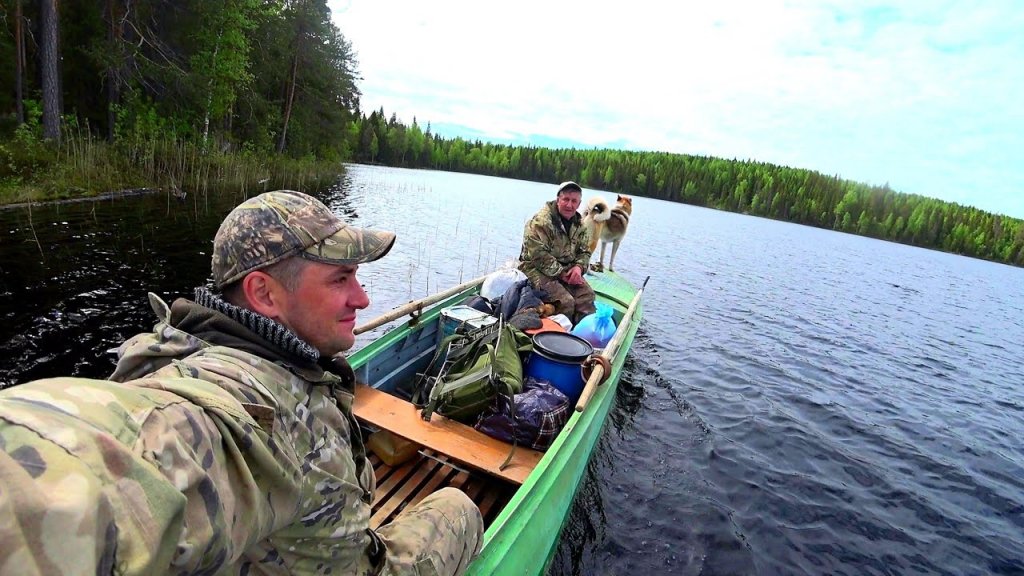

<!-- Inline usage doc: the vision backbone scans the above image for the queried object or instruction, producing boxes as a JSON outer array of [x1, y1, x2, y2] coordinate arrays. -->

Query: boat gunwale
[[470, 272, 642, 573], [348, 271, 644, 575]]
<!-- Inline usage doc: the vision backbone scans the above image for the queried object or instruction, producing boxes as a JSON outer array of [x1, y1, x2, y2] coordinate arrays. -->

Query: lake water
[[1, 165, 1022, 575]]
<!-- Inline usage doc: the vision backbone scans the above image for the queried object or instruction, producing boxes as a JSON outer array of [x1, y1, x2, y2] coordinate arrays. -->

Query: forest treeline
[[0, 0, 359, 200], [3, 2, 1021, 267], [348, 110, 1024, 267]]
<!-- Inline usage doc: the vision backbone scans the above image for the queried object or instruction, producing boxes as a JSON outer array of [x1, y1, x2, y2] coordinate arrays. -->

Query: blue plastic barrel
[[525, 332, 594, 402]]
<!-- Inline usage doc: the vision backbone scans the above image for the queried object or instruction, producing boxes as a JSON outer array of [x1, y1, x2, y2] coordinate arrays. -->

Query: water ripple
[[3, 168, 1023, 575]]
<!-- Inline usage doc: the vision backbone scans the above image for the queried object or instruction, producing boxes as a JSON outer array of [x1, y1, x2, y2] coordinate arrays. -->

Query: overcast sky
[[329, 0, 1024, 219]]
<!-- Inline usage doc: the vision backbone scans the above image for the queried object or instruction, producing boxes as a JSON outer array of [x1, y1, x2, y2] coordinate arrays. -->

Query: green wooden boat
[[348, 270, 646, 575]]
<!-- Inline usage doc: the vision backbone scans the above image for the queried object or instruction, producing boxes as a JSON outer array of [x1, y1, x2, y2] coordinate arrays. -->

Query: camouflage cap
[[557, 181, 582, 195], [211, 190, 396, 289]]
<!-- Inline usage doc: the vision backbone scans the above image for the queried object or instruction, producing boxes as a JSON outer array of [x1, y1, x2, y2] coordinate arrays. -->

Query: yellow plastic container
[[366, 430, 422, 467]]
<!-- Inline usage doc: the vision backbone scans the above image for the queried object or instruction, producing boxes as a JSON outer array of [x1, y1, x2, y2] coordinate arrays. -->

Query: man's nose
[[353, 281, 371, 309]]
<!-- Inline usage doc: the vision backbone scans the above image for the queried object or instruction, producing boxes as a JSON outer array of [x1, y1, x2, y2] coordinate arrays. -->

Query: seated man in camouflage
[[0, 191, 482, 575], [518, 181, 596, 323]]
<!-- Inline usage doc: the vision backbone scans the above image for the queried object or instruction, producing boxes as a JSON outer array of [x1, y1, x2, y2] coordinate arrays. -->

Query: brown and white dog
[[583, 194, 632, 272]]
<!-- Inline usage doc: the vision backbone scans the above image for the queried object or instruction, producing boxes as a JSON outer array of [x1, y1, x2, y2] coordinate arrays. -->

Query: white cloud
[[330, 0, 1024, 217]]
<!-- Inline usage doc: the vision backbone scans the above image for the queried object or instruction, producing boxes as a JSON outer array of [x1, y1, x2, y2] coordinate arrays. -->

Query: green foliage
[[20, 99, 44, 134], [1, 0, 359, 159], [114, 95, 174, 143], [0, 117, 343, 205], [0, 103, 56, 181], [189, 0, 260, 124], [0, 0, 358, 205]]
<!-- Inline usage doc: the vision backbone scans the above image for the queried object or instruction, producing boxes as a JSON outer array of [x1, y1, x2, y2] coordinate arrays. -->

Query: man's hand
[[561, 265, 585, 286]]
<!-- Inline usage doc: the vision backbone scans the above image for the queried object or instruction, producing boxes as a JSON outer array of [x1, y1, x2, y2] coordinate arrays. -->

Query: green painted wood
[[348, 270, 643, 576], [464, 270, 642, 576]]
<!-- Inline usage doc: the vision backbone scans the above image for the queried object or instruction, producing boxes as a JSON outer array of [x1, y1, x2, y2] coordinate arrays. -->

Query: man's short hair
[[260, 256, 310, 292], [219, 256, 311, 304], [557, 181, 583, 196], [211, 190, 396, 290]]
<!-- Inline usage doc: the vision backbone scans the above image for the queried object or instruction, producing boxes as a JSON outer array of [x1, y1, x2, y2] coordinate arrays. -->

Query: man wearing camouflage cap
[[0, 190, 482, 575], [519, 181, 596, 322]]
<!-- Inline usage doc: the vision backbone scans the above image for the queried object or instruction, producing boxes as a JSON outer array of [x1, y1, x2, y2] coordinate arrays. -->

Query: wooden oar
[[354, 274, 488, 335], [575, 276, 650, 412]]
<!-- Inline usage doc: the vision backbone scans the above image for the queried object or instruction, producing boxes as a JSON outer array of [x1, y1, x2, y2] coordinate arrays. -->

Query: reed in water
[[0, 118, 342, 207]]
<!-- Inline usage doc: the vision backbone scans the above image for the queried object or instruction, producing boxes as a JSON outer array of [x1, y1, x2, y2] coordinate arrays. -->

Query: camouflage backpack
[[413, 319, 532, 423]]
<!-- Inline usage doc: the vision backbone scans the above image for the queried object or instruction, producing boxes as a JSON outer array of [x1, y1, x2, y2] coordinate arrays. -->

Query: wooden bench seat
[[353, 384, 543, 485]]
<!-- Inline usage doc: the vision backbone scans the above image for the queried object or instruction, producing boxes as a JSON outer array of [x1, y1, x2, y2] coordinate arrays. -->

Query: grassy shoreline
[[0, 132, 345, 208]]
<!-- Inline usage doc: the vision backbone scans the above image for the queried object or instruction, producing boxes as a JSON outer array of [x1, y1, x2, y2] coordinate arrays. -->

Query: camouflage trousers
[[533, 275, 596, 324], [376, 487, 483, 576]]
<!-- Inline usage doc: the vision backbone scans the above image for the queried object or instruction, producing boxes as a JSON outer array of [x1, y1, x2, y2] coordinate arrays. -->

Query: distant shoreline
[[0, 188, 164, 211]]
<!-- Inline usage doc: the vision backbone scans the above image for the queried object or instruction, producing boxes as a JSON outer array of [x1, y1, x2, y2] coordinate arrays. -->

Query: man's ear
[[240, 271, 285, 319]]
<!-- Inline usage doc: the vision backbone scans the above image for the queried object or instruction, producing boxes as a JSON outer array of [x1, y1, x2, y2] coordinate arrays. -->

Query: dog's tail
[[585, 197, 612, 222]]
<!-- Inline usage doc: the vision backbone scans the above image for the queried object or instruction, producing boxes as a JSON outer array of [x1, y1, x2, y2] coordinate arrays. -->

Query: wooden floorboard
[[369, 449, 513, 530], [476, 488, 501, 521], [371, 458, 444, 527], [373, 457, 431, 505], [405, 460, 458, 511], [463, 477, 484, 501]]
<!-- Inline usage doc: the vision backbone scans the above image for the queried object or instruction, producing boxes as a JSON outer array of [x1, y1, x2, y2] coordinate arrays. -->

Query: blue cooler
[[525, 332, 594, 403]]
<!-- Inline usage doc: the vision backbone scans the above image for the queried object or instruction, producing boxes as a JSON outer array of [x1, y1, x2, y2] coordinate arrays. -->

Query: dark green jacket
[[518, 200, 592, 286]]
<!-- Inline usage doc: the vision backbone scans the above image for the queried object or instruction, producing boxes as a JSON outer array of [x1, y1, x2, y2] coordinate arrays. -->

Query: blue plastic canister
[[524, 332, 594, 403]]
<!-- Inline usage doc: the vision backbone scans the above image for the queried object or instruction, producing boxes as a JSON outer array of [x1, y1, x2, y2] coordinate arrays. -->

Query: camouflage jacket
[[518, 200, 592, 286], [0, 289, 378, 575]]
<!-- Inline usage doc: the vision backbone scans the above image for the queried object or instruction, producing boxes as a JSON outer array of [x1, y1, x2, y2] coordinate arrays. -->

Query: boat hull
[[349, 271, 643, 575], [466, 271, 642, 575]]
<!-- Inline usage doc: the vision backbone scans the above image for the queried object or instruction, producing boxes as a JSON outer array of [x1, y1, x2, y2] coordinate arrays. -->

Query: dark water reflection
[[2, 165, 1023, 575], [0, 191, 243, 383]]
